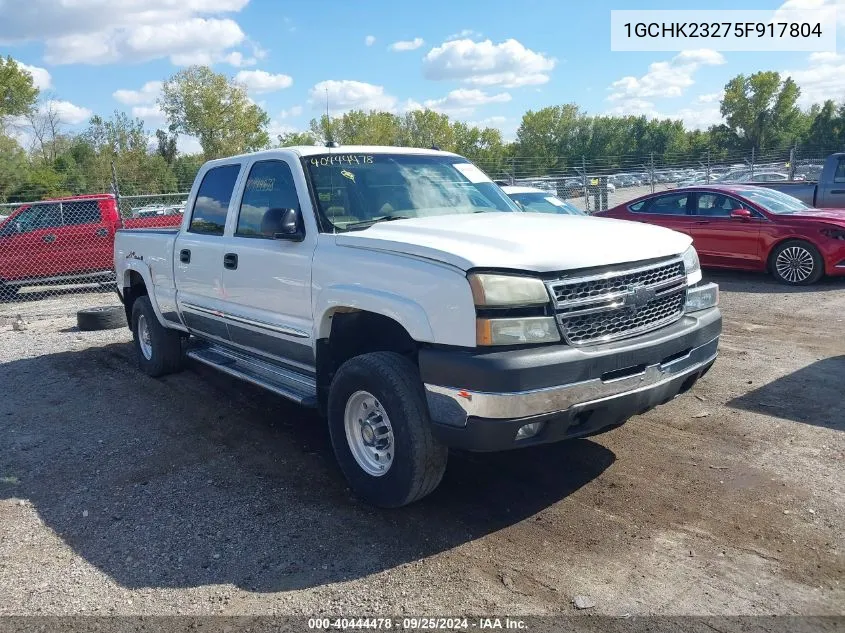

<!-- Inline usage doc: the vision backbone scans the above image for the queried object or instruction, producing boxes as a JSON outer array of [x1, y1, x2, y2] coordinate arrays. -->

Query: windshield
[[305, 153, 519, 232], [741, 188, 810, 214], [508, 192, 584, 215]]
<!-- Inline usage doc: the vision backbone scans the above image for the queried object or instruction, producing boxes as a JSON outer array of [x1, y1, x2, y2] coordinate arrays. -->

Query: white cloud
[[309, 80, 397, 113], [222, 51, 257, 67], [365, 35, 376, 46], [14, 60, 51, 90], [267, 120, 297, 138], [279, 106, 303, 119], [696, 91, 724, 104], [389, 37, 425, 52], [176, 134, 203, 155], [604, 99, 722, 130], [786, 51, 845, 108], [132, 104, 167, 124], [422, 89, 511, 116], [0, 0, 254, 66], [113, 80, 163, 106], [466, 115, 507, 127], [608, 49, 726, 102], [44, 100, 93, 125], [446, 29, 481, 41], [235, 69, 293, 94], [423, 38, 556, 88]]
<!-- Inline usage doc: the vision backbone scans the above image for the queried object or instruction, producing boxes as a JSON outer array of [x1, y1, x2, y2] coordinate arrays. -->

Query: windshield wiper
[[344, 215, 411, 230]]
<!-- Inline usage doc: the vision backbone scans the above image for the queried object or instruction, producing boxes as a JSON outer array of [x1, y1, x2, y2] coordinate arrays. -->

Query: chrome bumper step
[[187, 344, 317, 407]]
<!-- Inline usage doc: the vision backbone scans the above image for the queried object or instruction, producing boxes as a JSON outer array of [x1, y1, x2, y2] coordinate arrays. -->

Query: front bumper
[[420, 306, 721, 451]]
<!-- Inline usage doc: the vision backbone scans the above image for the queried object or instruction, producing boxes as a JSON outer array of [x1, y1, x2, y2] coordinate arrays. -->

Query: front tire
[[770, 240, 824, 285], [131, 296, 183, 377], [327, 352, 448, 508]]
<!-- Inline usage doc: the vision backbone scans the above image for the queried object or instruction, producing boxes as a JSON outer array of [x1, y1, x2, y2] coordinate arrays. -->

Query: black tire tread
[[131, 296, 183, 377], [769, 239, 824, 285], [77, 305, 125, 331], [328, 351, 448, 507]]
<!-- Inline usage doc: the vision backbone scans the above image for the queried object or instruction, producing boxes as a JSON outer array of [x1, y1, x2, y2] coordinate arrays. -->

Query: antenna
[[324, 87, 333, 146]]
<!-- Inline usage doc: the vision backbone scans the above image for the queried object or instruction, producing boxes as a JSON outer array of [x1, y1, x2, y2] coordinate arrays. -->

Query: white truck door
[[218, 157, 317, 372], [174, 162, 243, 342]]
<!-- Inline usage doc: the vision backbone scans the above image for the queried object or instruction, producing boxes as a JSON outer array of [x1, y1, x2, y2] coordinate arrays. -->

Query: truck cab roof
[[202, 145, 461, 168]]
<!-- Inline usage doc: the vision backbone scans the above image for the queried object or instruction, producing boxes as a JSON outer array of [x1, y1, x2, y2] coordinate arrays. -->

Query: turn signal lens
[[476, 316, 560, 346]]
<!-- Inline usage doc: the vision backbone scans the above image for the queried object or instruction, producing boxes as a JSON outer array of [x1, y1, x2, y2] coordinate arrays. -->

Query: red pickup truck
[[0, 193, 182, 300]]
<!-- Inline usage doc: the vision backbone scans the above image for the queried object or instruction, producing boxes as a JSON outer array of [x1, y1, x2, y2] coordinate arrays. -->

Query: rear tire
[[327, 352, 448, 508], [77, 305, 125, 331], [131, 296, 183, 377], [770, 240, 824, 285]]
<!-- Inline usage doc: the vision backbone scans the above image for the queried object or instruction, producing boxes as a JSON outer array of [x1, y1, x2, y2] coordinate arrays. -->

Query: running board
[[187, 344, 318, 407]]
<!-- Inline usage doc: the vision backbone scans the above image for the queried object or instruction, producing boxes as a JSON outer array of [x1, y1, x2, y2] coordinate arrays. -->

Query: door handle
[[95, 227, 108, 237], [695, 220, 710, 225], [831, 189, 845, 194], [223, 253, 238, 270], [179, 249, 191, 263], [42, 233, 56, 243]]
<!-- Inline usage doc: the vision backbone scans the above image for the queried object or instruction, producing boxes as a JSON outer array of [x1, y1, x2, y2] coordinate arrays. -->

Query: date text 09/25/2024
[[307, 617, 528, 630]]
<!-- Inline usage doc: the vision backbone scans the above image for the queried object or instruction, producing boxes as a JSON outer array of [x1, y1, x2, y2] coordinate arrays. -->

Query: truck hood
[[334, 212, 692, 272]]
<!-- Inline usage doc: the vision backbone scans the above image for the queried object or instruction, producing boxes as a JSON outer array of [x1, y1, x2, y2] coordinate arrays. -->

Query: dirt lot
[[0, 272, 843, 617]]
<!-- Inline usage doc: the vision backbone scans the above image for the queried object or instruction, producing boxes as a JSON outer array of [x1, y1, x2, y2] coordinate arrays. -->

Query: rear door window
[[189, 164, 242, 235], [637, 193, 689, 215], [62, 200, 102, 225], [834, 158, 845, 183]]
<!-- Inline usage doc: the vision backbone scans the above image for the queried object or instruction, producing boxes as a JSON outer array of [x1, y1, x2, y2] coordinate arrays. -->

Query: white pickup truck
[[114, 145, 721, 507]]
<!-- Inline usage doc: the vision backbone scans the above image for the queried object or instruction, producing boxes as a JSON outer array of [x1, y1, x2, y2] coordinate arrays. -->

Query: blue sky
[[2, 0, 843, 152]]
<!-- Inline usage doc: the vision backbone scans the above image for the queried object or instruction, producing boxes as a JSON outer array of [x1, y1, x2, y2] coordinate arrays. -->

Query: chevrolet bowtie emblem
[[625, 284, 656, 310]]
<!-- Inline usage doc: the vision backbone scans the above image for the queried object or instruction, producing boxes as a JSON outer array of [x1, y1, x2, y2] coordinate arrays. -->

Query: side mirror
[[272, 208, 304, 242], [730, 208, 752, 221]]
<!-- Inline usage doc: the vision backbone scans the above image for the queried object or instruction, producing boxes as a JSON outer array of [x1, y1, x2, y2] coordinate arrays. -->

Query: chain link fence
[[0, 145, 834, 321]]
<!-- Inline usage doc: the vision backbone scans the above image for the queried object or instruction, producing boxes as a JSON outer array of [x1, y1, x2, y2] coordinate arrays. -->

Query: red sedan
[[596, 185, 845, 285]]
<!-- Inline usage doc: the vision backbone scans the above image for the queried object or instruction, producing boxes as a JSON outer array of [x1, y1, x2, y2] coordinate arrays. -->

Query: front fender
[[314, 284, 435, 342]]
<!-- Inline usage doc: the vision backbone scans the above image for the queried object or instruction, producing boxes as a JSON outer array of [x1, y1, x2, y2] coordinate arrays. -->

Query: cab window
[[189, 164, 242, 235], [236, 160, 301, 238]]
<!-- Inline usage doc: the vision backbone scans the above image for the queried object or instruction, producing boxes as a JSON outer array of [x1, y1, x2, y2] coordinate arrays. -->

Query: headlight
[[468, 273, 549, 307], [476, 316, 560, 345], [821, 228, 845, 241], [682, 246, 702, 285], [685, 282, 719, 312]]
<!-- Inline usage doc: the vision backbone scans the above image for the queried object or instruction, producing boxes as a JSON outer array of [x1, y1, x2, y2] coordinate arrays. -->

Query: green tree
[[308, 110, 402, 145], [0, 134, 28, 202], [452, 122, 506, 169], [720, 71, 802, 150], [0, 56, 39, 120], [278, 130, 318, 146], [155, 129, 178, 165], [398, 109, 455, 149], [159, 65, 270, 159]]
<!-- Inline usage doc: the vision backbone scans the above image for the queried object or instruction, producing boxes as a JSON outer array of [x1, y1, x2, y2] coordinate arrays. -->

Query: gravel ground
[[0, 271, 843, 616]]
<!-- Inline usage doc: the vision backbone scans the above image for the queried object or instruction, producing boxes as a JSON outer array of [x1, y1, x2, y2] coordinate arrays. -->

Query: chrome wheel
[[343, 390, 394, 477], [137, 313, 153, 360], [775, 246, 815, 283]]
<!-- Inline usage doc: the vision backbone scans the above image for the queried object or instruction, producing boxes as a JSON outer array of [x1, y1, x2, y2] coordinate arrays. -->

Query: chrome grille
[[547, 258, 687, 346]]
